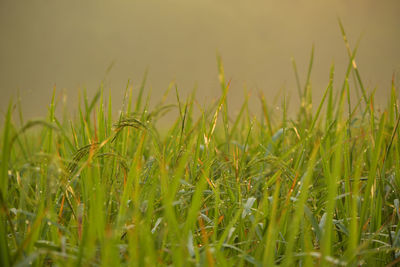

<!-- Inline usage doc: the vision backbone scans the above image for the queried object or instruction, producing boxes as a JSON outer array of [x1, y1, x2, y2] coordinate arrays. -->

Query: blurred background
[[1, 0, 399, 120]]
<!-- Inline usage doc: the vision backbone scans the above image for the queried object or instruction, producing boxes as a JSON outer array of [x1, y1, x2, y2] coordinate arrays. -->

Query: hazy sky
[[1, 0, 399, 118]]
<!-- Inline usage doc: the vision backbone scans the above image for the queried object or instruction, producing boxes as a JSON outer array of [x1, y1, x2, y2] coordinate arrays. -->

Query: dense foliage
[[1, 29, 400, 266]]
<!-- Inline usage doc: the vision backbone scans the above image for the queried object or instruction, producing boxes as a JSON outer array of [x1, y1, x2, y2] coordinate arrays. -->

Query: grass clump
[[1, 33, 400, 266]]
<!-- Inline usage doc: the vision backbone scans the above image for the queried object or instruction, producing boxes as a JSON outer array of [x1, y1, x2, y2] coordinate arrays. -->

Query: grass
[[1, 29, 400, 266]]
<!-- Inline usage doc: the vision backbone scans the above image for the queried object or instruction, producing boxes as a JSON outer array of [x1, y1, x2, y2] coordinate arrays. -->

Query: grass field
[[1, 28, 400, 266]]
